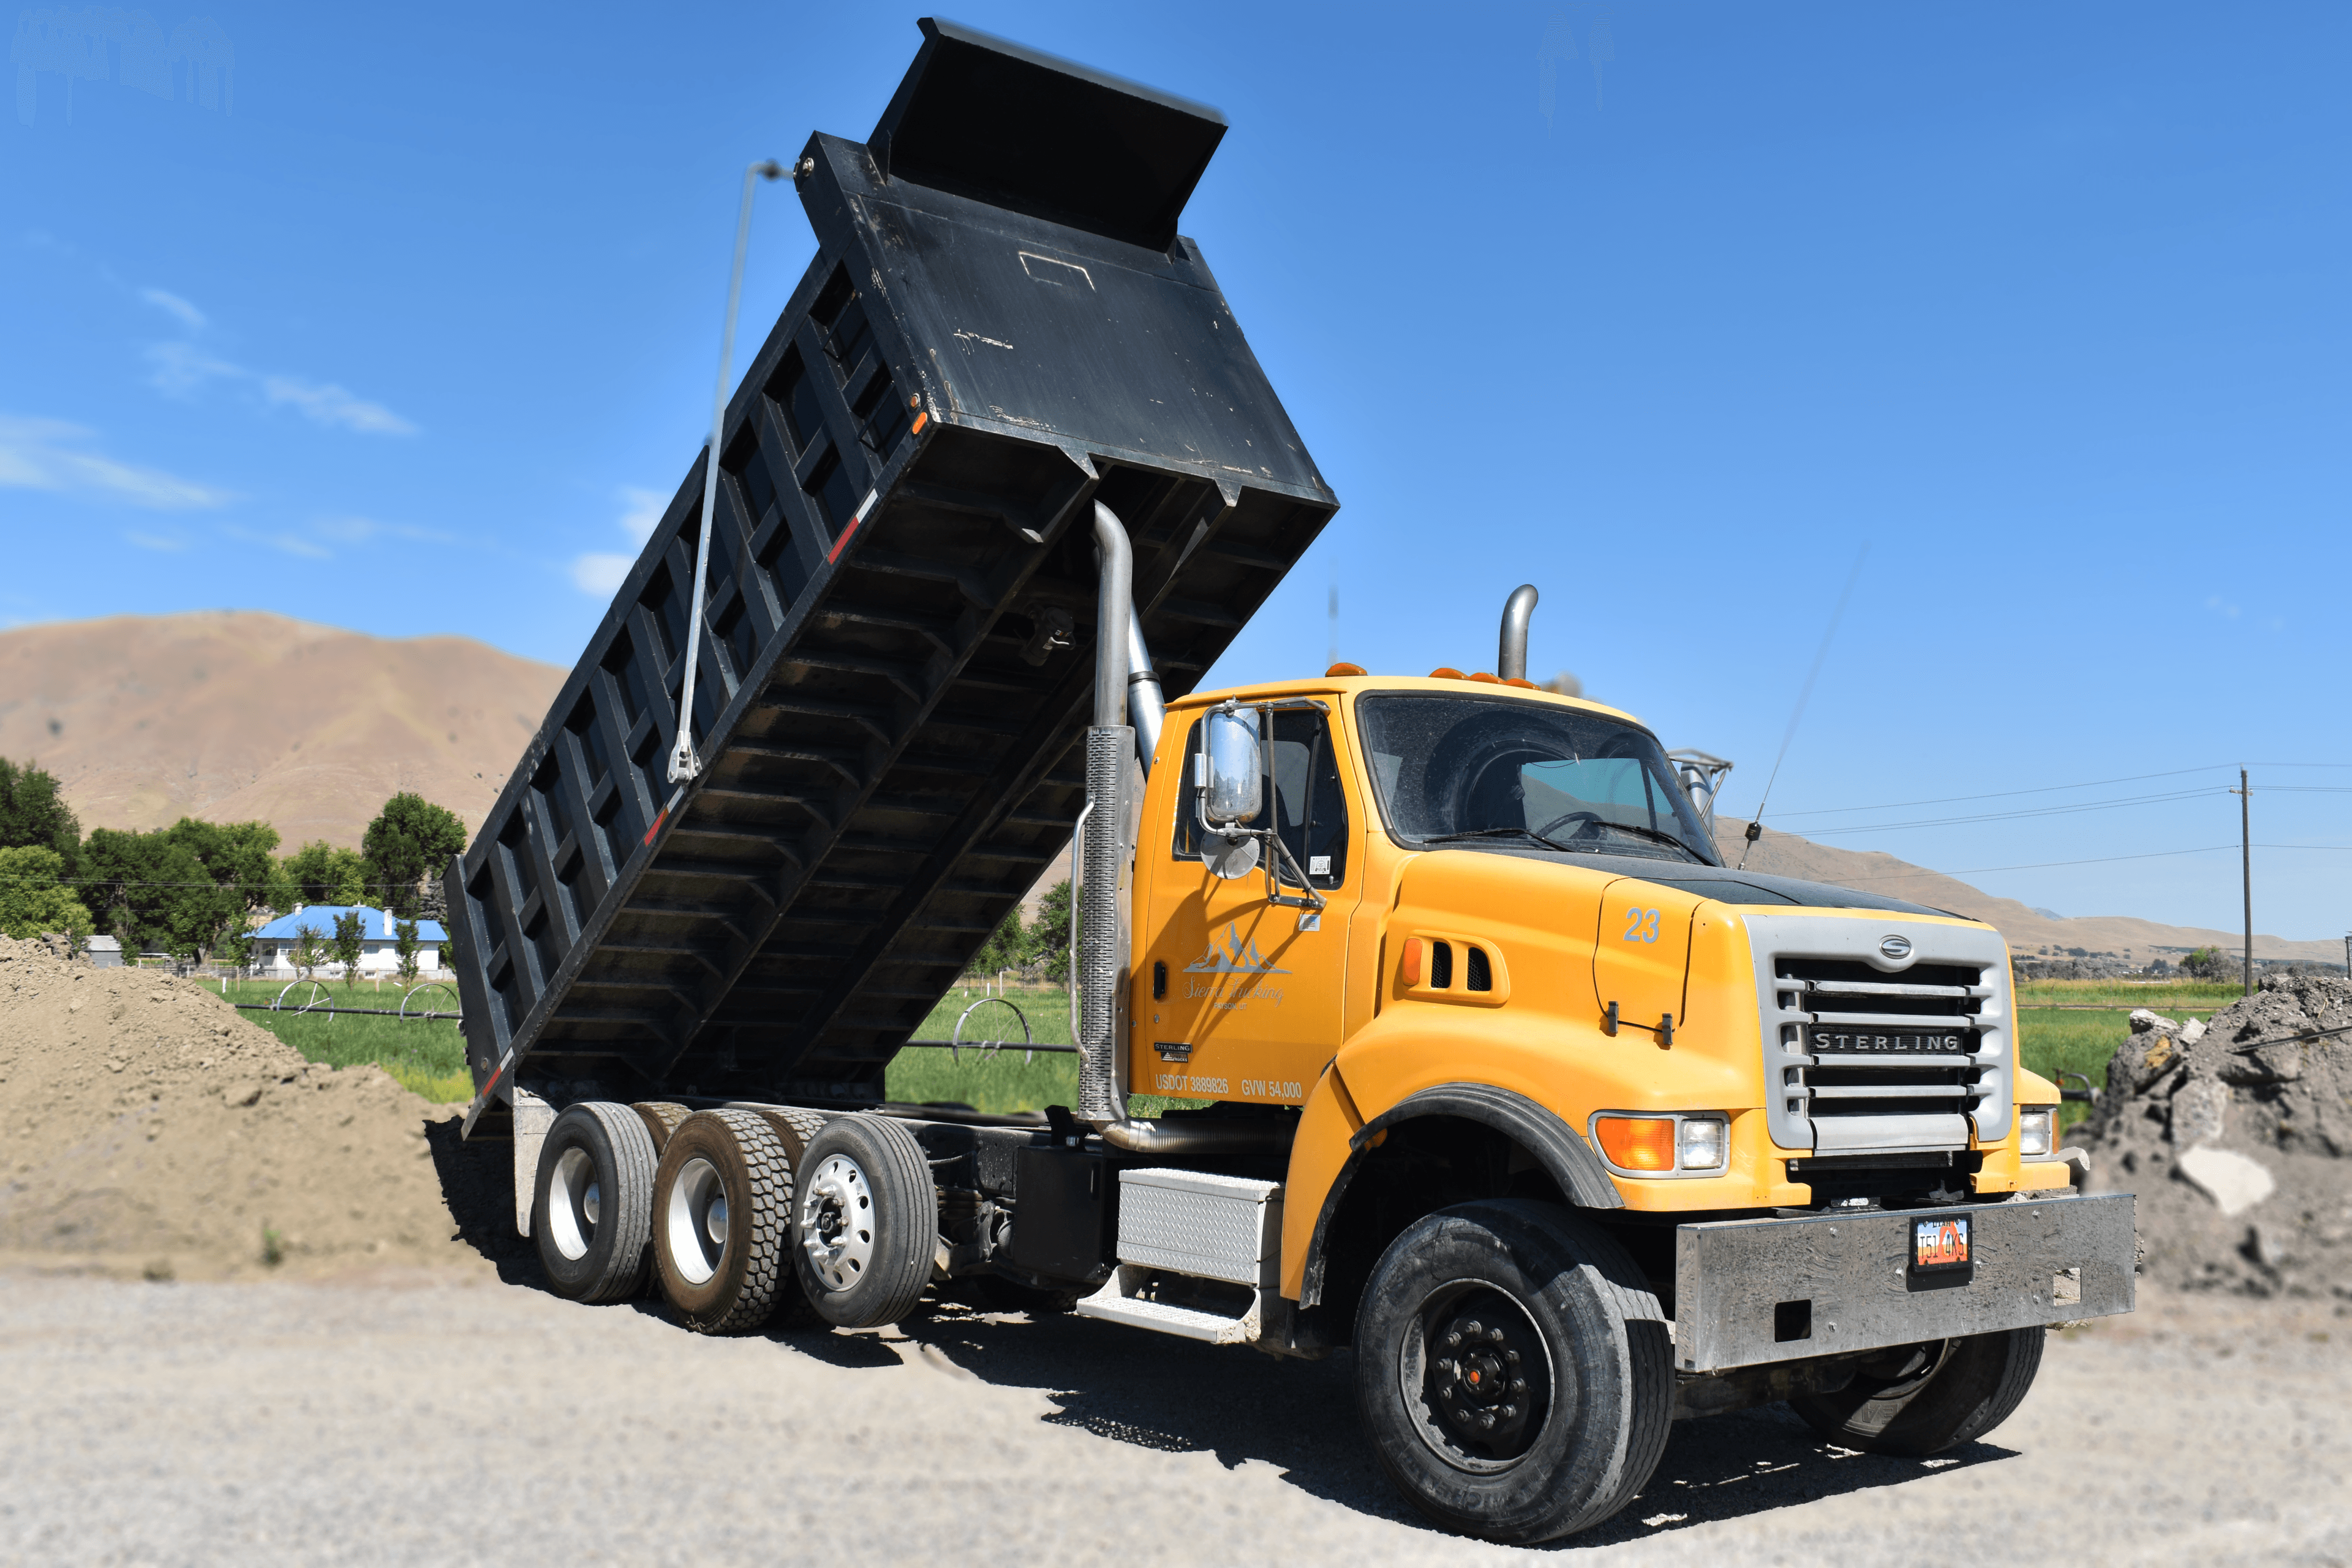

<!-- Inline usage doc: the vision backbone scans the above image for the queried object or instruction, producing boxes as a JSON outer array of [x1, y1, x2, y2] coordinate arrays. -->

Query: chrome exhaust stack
[[1498, 584, 1538, 682], [1079, 502, 1287, 1156], [1075, 502, 1133, 1129], [1126, 606, 1164, 777]]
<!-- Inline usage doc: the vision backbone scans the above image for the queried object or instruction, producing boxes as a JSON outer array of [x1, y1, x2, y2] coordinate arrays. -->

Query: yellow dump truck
[[450, 21, 2135, 1544]]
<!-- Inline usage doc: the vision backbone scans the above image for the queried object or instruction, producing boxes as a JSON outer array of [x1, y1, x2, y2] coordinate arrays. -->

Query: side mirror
[[1201, 709, 1262, 826]]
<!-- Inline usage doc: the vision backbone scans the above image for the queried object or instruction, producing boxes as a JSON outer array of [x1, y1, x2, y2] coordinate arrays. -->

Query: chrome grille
[[1743, 915, 2014, 1156]]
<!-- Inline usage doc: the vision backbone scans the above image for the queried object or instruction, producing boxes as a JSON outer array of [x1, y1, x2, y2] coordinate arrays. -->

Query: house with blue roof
[[249, 906, 448, 979]]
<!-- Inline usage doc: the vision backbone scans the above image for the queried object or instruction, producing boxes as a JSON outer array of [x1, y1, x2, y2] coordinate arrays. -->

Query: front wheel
[[1789, 1327, 2044, 1455], [1353, 1200, 1672, 1544]]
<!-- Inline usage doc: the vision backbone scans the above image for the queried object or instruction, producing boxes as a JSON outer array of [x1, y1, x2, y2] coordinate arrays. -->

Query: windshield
[[1354, 693, 1719, 864]]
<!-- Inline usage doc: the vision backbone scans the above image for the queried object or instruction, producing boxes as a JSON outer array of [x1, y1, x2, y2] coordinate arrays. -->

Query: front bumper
[[1672, 1193, 2135, 1373]]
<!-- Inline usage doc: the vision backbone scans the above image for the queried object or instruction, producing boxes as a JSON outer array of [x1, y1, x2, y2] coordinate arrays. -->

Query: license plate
[[1810, 1028, 1970, 1055], [1913, 1215, 1970, 1272]]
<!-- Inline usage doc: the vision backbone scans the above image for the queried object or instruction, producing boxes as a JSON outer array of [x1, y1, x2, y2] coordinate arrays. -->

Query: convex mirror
[[1200, 709, 1262, 826]]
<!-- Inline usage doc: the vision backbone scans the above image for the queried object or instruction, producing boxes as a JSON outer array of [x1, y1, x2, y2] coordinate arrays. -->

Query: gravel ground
[[0, 1269, 2345, 1567]]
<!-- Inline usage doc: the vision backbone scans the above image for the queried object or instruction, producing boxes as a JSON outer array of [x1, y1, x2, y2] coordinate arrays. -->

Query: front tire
[[1789, 1328, 2045, 1455], [1353, 1200, 1671, 1544], [531, 1102, 658, 1304]]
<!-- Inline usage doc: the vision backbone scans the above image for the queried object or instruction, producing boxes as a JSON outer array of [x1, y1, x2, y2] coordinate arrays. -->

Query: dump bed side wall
[[449, 121, 1334, 1115]]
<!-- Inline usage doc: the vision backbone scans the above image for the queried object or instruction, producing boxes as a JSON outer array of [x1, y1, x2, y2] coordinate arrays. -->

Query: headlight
[[1678, 1117, 1727, 1171], [1593, 1113, 1730, 1175], [2018, 1106, 2056, 1158]]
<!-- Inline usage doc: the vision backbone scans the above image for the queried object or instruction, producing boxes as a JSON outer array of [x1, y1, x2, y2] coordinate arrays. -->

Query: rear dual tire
[[652, 1109, 814, 1335], [792, 1113, 938, 1329], [1789, 1327, 2044, 1454], [531, 1102, 658, 1303]]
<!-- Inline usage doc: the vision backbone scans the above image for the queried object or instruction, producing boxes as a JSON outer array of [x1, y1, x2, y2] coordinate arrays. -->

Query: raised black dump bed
[[448, 20, 1336, 1131]]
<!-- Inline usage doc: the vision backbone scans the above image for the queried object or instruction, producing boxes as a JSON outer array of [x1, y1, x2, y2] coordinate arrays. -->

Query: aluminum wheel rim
[[799, 1153, 875, 1292], [1398, 1279, 1556, 1475], [665, 1156, 729, 1286], [548, 1145, 598, 1262]]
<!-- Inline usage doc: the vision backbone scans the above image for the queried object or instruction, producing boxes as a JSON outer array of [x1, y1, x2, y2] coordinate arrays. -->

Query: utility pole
[[2234, 767, 2252, 997]]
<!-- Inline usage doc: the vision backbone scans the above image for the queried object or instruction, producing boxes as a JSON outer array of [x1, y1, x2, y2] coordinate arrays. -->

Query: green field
[[214, 977, 472, 1101], [219, 978, 1188, 1114], [2015, 980, 2234, 1128], [217, 972, 2212, 1125]]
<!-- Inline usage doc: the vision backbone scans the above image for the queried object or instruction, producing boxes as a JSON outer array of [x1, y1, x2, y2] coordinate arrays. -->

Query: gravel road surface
[[1, 1270, 2344, 1566]]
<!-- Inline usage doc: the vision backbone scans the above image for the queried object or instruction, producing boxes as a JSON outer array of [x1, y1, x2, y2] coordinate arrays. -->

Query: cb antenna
[[1738, 543, 1868, 870]]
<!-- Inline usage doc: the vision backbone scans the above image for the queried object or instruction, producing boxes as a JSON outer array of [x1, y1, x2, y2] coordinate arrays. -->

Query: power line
[[1796, 786, 2225, 837], [1768, 766, 2352, 825], [1830, 842, 2352, 881], [1766, 765, 2231, 820]]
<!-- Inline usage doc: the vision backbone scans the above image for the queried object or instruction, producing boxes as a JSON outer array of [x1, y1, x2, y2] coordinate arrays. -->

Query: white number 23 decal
[[1621, 907, 1662, 944]]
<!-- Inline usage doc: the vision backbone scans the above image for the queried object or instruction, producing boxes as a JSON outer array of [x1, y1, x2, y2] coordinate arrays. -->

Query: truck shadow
[[420, 1133, 2021, 1544], [422, 1115, 544, 1287], [867, 1302, 2019, 1545]]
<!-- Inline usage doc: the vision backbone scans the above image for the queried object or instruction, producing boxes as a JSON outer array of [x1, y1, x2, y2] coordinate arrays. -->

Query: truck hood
[[1414, 843, 1950, 918]]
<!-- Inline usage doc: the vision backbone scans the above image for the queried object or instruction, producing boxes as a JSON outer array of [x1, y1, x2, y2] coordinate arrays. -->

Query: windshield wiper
[[1590, 821, 1706, 861], [1419, 826, 1581, 853]]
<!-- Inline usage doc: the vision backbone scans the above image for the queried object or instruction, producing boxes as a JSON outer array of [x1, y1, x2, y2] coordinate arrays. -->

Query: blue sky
[[4, 3, 2348, 941]]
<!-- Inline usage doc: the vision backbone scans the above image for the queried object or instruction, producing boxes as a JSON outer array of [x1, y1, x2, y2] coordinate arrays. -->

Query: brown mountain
[[0, 611, 565, 849], [2, 612, 2334, 965], [1714, 822, 2340, 967]]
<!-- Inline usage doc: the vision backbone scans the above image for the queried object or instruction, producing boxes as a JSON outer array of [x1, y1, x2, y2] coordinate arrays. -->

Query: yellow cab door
[[1131, 703, 1362, 1106]]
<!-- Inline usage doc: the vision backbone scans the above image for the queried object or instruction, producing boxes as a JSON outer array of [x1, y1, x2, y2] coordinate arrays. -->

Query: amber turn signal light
[[1399, 939, 1422, 987], [1595, 1115, 1677, 1172]]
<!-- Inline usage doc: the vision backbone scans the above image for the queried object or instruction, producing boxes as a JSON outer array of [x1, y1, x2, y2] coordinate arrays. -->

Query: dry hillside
[[1716, 822, 2342, 966], [1, 611, 2336, 965], [0, 611, 565, 848]]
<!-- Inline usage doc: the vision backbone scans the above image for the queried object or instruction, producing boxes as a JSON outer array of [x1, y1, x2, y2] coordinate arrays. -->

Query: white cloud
[[146, 339, 243, 396], [140, 287, 206, 331], [569, 487, 667, 596], [314, 514, 450, 546], [124, 530, 189, 551], [619, 486, 666, 541], [571, 552, 635, 595], [224, 524, 332, 560], [259, 374, 418, 435], [144, 342, 418, 436], [0, 415, 232, 510]]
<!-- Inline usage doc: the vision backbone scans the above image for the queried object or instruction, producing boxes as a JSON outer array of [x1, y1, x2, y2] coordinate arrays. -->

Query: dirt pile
[[2078, 973, 2352, 1304], [0, 937, 489, 1281]]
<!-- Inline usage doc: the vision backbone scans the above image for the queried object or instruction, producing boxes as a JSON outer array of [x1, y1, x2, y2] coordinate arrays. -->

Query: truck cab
[[1131, 670, 2075, 1316]]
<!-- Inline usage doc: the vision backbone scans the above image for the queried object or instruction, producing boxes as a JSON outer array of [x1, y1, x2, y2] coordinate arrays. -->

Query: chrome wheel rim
[[799, 1153, 875, 1292], [665, 1156, 728, 1285], [1400, 1280, 1556, 1474], [548, 1145, 598, 1262]]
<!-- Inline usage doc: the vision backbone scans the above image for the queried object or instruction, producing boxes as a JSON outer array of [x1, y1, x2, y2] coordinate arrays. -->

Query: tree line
[[0, 758, 469, 967], [964, 878, 1074, 986]]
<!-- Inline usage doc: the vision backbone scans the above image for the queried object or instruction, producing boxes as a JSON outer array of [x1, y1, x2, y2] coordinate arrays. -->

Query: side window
[[1170, 710, 1349, 888]]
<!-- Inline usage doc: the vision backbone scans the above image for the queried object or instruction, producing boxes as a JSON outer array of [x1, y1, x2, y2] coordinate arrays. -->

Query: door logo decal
[[1185, 923, 1290, 974]]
